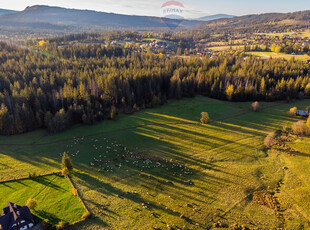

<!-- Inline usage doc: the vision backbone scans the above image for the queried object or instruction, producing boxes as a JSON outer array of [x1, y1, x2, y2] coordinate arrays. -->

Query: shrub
[[26, 198, 37, 210], [82, 211, 91, 219], [28, 172, 37, 179], [56, 221, 67, 230], [264, 132, 276, 148], [292, 121, 306, 135], [62, 152, 73, 171], [72, 188, 78, 196], [62, 167, 69, 176], [289, 107, 297, 116], [200, 112, 210, 124], [251, 101, 260, 112], [252, 190, 278, 210]]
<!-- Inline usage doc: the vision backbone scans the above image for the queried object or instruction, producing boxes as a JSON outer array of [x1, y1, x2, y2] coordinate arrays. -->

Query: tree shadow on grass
[[36, 210, 61, 225], [75, 171, 195, 221], [15, 180, 30, 187], [291, 150, 310, 157], [33, 176, 66, 192], [0, 183, 13, 189], [84, 198, 118, 218], [71, 217, 109, 229]]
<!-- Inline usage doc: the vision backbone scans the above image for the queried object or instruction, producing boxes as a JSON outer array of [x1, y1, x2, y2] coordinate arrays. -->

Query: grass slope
[[246, 51, 310, 61], [208, 45, 244, 51], [276, 138, 310, 229], [0, 175, 85, 225], [256, 31, 310, 38], [0, 96, 309, 229]]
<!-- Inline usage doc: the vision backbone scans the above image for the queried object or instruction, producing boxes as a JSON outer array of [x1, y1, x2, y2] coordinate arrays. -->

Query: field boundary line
[[66, 175, 91, 214], [0, 171, 60, 184]]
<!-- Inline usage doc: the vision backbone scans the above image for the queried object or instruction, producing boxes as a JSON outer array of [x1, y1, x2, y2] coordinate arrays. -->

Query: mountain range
[[0, 8, 17, 16], [0, 5, 309, 33], [198, 10, 310, 32], [195, 14, 235, 21], [0, 5, 197, 31]]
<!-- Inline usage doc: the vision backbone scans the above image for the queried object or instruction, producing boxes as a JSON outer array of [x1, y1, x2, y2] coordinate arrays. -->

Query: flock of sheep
[[60, 135, 193, 179]]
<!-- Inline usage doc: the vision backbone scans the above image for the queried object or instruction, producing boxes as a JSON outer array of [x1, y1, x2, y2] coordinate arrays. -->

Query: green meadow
[[0, 96, 310, 229], [256, 31, 310, 38], [0, 175, 85, 225], [246, 51, 310, 61], [208, 45, 244, 51]]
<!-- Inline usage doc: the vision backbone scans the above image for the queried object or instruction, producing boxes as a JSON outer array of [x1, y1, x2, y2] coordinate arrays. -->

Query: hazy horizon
[[1, 0, 310, 18]]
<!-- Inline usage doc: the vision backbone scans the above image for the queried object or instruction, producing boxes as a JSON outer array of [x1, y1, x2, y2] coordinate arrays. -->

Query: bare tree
[[264, 132, 276, 148], [252, 101, 260, 112], [292, 121, 306, 135], [200, 112, 210, 124]]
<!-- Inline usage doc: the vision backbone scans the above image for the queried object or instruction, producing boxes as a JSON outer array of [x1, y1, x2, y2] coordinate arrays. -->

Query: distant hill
[[1, 6, 309, 34], [197, 10, 310, 32], [195, 14, 235, 21], [0, 9, 17, 16], [0, 5, 197, 31]]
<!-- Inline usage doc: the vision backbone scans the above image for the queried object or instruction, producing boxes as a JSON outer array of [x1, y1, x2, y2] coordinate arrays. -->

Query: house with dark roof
[[0, 202, 34, 230]]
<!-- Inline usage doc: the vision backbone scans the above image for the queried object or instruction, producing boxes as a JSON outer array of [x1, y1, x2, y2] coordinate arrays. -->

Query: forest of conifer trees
[[0, 41, 309, 135]]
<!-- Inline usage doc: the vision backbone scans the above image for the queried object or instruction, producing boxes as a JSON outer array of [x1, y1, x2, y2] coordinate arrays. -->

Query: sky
[[1, 0, 310, 18]]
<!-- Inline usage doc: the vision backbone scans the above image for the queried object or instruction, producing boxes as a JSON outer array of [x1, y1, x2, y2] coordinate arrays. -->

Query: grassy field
[[246, 51, 310, 61], [0, 96, 310, 229], [208, 45, 244, 51], [256, 31, 310, 38], [0, 175, 85, 225], [142, 38, 176, 46], [277, 138, 310, 229]]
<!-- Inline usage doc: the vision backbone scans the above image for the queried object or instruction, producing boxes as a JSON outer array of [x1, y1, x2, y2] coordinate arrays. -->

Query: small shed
[[296, 110, 309, 117]]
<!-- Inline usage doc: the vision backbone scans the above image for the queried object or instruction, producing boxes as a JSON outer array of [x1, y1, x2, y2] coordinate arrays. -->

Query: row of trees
[[0, 41, 309, 135]]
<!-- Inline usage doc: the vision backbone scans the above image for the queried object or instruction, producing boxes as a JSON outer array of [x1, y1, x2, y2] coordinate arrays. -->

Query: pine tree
[[62, 152, 73, 171]]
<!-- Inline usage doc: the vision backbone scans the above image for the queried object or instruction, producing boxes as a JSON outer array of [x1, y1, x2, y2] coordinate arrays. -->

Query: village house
[[0, 202, 34, 230]]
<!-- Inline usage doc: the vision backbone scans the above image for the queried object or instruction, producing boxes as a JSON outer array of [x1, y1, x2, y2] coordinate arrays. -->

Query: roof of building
[[296, 110, 309, 116], [0, 202, 34, 230]]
